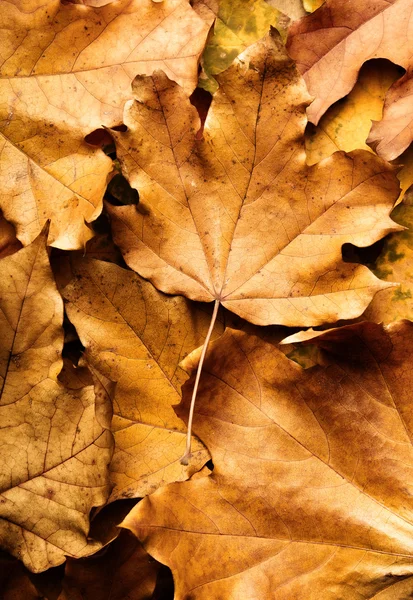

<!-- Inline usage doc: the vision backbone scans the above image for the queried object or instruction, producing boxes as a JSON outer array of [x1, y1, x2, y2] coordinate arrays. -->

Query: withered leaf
[[0, 0, 208, 249], [288, 0, 413, 160], [364, 193, 413, 324], [62, 257, 223, 501], [196, 0, 284, 93], [0, 232, 113, 573], [124, 321, 413, 599], [108, 34, 400, 327]]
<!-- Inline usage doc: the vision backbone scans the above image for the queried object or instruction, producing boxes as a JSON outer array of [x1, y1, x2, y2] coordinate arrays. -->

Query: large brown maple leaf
[[123, 321, 413, 599], [108, 34, 400, 329]]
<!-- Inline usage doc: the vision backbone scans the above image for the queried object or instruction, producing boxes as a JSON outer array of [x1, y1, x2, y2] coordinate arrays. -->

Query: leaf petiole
[[181, 299, 220, 465]]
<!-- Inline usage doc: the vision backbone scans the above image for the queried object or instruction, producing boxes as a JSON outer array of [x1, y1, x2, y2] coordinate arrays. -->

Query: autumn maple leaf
[[0, 0, 209, 250], [124, 321, 413, 599]]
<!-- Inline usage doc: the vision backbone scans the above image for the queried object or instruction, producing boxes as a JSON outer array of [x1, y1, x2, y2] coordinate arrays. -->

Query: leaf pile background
[[2, 0, 413, 598]]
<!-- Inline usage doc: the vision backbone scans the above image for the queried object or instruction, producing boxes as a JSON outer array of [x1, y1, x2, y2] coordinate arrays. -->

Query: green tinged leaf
[[199, 0, 283, 93]]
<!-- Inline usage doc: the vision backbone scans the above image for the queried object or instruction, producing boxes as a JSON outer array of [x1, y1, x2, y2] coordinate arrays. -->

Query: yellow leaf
[[0, 0, 209, 249], [62, 257, 224, 501], [0, 232, 112, 572], [288, 0, 413, 160], [364, 191, 413, 324], [305, 61, 401, 165], [198, 0, 284, 93]]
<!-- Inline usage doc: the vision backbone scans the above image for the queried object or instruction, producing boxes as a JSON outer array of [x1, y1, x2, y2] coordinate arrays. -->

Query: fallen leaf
[[197, 0, 284, 93], [62, 257, 224, 501], [0, 0, 209, 249], [124, 321, 413, 599], [287, 0, 413, 160], [304, 60, 413, 205], [0, 231, 113, 572], [108, 34, 400, 327], [305, 61, 401, 165], [58, 530, 159, 600], [0, 212, 22, 260], [364, 192, 413, 324], [302, 0, 324, 12]]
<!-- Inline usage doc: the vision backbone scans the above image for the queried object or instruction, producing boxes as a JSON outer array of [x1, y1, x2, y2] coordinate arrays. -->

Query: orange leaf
[[124, 321, 413, 599]]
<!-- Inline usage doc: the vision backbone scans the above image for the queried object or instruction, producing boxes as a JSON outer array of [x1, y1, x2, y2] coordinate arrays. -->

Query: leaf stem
[[181, 299, 220, 465]]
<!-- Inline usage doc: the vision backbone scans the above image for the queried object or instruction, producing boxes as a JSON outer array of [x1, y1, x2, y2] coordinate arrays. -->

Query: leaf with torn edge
[[0, 0, 209, 249], [108, 34, 401, 328], [288, 0, 413, 161], [124, 321, 413, 599], [0, 231, 113, 573], [62, 257, 223, 502]]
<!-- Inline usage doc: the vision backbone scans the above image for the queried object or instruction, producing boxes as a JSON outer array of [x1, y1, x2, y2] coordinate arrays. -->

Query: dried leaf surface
[[63, 257, 224, 502], [124, 322, 413, 599], [364, 193, 413, 324], [197, 0, 283, 93], [0, 233, 113, 573], [108, 35, 400, 327], [0, 0, 208, 249], [288, 0, 413, 160], [305, 61, 400, 165], [304, 60, 413, 204]]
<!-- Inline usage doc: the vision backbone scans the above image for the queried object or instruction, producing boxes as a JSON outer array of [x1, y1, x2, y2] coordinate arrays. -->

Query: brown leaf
[[0, 232, 113, 572], [0, 0, 208, 249], [58, 530, 159, 600], [108, 34, 400, 327], [287, 0, 413, 160], [62, 257, 224, 501], [124, 321, 413, 599]]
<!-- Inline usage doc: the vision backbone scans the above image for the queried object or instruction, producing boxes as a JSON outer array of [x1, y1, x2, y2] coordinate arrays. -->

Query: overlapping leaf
[[124, 322, 413, 599], [0, 0, 209, 249], [364, 193, 413, 324], [196, 0, 284, 93], [288, 0, 413, 160], [0, 232, 113, 573], [108, 34, 400, 327], [62, 257, 224, 502]]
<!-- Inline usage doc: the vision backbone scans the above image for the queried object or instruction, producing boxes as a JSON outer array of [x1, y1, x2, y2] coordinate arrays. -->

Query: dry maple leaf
[[108, 33, 402, 461], [62, 257, 225, 500], [287, 0, 413, 161], [108, 34, 400, 328], [123, 321, 413, 599], [0, 231, 113, 573], [0, 0, 208, 249]]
